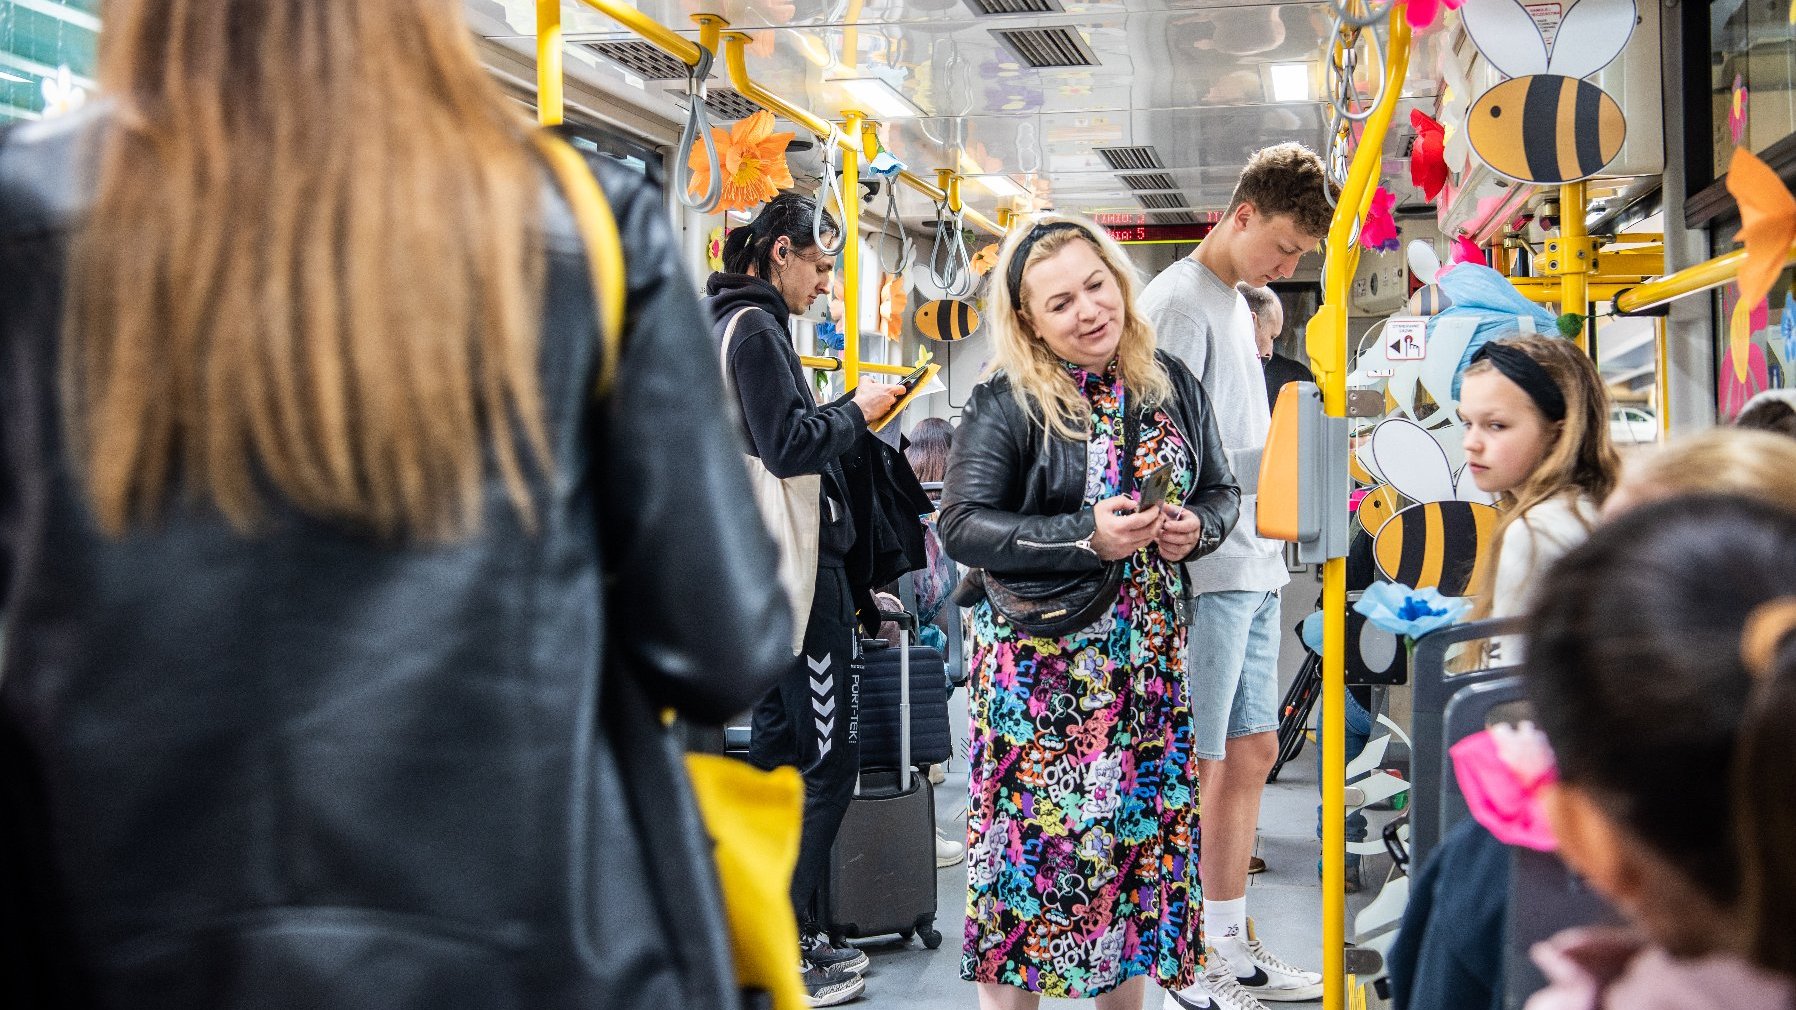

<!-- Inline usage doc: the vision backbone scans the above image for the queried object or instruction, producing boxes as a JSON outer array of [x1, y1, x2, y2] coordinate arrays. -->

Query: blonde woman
[[1603, 427, 1796, 517], [0, 1, 789, 1005], [940, 215, 1240, 1009]]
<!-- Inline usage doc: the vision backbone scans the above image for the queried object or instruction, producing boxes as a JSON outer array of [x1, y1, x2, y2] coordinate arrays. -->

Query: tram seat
[[1406, 617, 1526, 867]]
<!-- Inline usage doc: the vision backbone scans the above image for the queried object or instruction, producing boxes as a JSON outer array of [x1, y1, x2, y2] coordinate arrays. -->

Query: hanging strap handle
[[675, 48, 722, 213], [813, 137, 847, 256], [534, 131, 628, 398]]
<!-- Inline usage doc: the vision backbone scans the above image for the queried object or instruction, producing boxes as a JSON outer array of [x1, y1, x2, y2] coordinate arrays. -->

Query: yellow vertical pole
[[536, 0, 564, 126], [841, 111, 865, 389], [1560, 181, 1589, 350], [1303, 9, 1410, 1010], [1655, 317, 1671, 436]]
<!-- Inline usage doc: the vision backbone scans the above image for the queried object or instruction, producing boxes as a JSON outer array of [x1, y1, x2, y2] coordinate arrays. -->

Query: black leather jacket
[[939, 352, 1240, 577], [0, 109, 788, 1008]]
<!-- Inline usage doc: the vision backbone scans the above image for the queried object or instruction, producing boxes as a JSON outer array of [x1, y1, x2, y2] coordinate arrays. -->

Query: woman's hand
[[1154, 504, 1205, 563], [1091, 496, 1164, 561]]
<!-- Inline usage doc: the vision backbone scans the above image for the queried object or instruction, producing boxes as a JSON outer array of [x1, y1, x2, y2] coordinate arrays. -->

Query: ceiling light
[[1268, 63, 1310, 104], [975, 175, 1029, 199], [827, 76, 924, 119], [0, 70, 30, 84]]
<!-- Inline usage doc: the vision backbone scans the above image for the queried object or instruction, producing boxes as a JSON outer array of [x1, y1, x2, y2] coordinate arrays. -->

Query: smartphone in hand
[[1137, 463, 1174, 511]]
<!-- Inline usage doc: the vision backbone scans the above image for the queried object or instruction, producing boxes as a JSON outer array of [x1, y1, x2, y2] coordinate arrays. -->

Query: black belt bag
[[953, 391, 1142, 639]]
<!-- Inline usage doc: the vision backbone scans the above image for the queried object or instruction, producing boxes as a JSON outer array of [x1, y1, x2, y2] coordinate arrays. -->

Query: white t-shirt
[[1488, 493, 1600, 663], [1138, 256, 1288, 596]]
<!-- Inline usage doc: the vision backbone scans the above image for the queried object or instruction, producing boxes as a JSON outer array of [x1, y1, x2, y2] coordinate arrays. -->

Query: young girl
[[1457, 335, 1621, 656], [1520, 494, 1796, 1008]]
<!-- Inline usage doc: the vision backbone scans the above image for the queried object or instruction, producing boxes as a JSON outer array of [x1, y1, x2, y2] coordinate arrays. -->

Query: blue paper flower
[[816, 321, 846, 352], [1353, 581, 1470, 641]]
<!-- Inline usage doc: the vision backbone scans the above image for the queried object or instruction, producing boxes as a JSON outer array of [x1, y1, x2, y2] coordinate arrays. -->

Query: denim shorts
[[1186, 589, 1282, 761]]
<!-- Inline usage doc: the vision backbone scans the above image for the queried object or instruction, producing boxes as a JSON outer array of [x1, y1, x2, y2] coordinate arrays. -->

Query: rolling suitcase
[[821, 610, 943, 951], [857, 637, 951, 771]]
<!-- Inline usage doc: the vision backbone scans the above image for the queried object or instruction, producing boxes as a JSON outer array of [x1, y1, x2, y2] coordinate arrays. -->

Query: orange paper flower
[[971, 243, 1000, 276], [879, 276, 907, 340], [688, 110, 796, 213]]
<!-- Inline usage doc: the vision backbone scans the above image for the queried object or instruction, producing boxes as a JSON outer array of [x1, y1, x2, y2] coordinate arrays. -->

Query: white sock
[[1204, 897, 1249, 969]]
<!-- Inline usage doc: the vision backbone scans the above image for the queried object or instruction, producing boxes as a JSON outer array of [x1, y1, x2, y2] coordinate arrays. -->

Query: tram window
[[560, 124, 665, 191], [1711, 247, 1794, 421], [0, 1, 98, 124], [1708, 0, 1796, 182]]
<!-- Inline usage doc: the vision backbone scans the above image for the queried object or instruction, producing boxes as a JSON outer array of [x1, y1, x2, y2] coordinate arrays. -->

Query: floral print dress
[[960, 364, 1204, 997]]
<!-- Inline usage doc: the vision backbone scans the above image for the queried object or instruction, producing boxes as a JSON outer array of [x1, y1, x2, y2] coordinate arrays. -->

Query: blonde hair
[[65, 0, 548, 542], [1466, 334, 1621, 621], [985, 214, 1172, 440], [1615, 428, 1796, 513]]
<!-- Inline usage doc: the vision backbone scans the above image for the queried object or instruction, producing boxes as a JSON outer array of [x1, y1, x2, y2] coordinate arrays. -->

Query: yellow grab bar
[[1614, 240, 1796, 315], [578, 0, 705, 66], [1304, 8, 1412, 1010]]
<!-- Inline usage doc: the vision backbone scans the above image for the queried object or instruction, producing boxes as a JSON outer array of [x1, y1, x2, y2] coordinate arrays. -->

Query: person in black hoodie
[[704, 193, 902, 1006]]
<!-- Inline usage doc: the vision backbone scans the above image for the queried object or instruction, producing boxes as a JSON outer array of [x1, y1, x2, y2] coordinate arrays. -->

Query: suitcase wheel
[[915, 915, 943, 950]]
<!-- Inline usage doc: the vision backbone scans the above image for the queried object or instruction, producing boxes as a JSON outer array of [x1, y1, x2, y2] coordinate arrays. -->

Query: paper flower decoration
[[1783, 291, 1795, 366], [1724, 148, 1796, 381], [1451, 233, 1488, 267], [1359, 186, 1400, 253], [1409, 110, 1448, 201], [1353, 581, 1469, 640], [40, 64, 86, 119], [687, 110, 796, 214], [1405, 0, 1465, 30], [1730, 74, 1749, 146], [706, 226, 726, 272], [879, 275, 907, 340], [815, 320, 846, 353], [971, 243, 1000, 276]]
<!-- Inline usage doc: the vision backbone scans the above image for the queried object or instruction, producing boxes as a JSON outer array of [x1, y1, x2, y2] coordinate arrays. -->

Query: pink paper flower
[[1359, 186, 1400, 253]]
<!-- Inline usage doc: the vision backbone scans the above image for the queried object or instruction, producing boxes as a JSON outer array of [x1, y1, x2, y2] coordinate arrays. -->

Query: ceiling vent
[[586, 40, 692, 81], [665, 86, 764, 121], [1135, 192, 1191, 211], [1094, 145, 1165, 172], [1149, 209, 1199, 225], [1119, 172, 1180, 193], [990, 26, 1097, 68], [964, 0, 1064, 14]]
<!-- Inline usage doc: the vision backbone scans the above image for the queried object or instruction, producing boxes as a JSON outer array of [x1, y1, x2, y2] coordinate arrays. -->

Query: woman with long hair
[[0, 2, 789, 1005], [940, 215, 1240, 1009]]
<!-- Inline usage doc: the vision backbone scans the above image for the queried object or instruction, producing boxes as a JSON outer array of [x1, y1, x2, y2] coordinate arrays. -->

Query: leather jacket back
[[938, 352, 1241, 579], [0, 109, 790, 1008]]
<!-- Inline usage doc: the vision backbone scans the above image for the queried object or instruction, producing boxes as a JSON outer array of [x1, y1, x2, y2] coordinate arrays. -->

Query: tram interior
[[3, 0, 1795, 1007]]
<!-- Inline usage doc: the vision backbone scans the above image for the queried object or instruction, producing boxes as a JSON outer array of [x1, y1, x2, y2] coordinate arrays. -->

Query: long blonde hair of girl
[[65, 0, 548, 542], [1465, 334, 1621, 621], [985, 214, 1172, 441]]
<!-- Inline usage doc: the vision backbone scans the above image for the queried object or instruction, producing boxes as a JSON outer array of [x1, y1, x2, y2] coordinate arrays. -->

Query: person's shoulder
[[0, 105, 102, 240]]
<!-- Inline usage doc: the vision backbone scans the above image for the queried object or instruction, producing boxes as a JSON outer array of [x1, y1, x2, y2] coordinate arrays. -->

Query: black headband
[[1472, 341, 1566, 421], [1005, 221, 1088, 305]]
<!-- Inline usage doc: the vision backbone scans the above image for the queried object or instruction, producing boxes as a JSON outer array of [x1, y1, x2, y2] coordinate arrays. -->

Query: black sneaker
[[800, 932, 869, 976], [801, 959, 866, 1007]]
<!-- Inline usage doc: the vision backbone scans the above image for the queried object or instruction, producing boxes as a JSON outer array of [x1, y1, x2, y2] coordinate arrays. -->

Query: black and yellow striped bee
[[915, 298, 980, 343], [1362, 416, 1500, 597], [1461, 0, 1635, 185], [1372, 499, 1500, 597]]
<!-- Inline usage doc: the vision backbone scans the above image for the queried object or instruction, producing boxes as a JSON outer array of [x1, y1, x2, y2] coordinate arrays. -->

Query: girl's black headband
[[1472, 341, 1566, 422], [1005, 221, 1088, 305]]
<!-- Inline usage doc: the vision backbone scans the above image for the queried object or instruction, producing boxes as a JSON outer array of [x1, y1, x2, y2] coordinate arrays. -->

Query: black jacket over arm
[[704, 273, 867, 480], [939, 351, 1240, 577], [0, 109, 788, 1009]]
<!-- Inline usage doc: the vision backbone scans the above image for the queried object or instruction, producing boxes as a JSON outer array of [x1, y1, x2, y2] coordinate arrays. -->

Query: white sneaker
[[1161, 957, 1270, 1010], [1217, 920, 1324, 1002], [934, 831, 965, 868]]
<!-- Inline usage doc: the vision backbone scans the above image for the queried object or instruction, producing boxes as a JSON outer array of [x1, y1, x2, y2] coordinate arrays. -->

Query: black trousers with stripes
[[748, 562, 861, 934]]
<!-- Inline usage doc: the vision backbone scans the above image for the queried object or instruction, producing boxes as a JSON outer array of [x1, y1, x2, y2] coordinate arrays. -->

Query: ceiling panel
[[470, 0, 1453, 226]]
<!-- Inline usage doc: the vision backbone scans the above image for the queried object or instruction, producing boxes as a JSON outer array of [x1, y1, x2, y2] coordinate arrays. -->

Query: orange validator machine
[[1258, 382, 1350, 564]]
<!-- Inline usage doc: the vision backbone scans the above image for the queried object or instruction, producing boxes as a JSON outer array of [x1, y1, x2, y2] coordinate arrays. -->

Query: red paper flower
[[1410, 110, 1448, 201], [1359, 186, 1400, 253], [1451, 234, 1488, 267]]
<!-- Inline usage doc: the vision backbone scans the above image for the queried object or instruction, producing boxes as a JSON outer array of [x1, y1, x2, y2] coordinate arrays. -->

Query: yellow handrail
[[1302, 8, 1411, 1010], [1614, 240, 1796, 315]]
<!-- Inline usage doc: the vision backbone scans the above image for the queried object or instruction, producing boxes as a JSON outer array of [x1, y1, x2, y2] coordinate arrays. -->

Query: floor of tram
[[868, 587, 1392, 1007]]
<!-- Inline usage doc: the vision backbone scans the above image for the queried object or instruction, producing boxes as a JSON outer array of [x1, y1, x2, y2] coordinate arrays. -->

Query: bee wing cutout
[[1460, 0, 1550, 77], [1453, 465, 1498, 505], [1545, 0, 1636, 79], [1370, 416, 1457, 504]]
